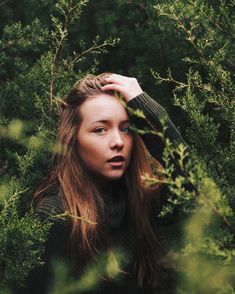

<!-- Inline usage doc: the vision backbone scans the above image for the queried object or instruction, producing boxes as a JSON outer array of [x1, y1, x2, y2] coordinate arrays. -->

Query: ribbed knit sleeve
[[127, 92, 187, 165], [36, 194, 65, 223], [128, 93, 192, 232]]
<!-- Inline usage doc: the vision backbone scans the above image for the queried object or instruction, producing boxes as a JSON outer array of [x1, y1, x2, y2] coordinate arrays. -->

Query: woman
[[23, 73, 186, 293]]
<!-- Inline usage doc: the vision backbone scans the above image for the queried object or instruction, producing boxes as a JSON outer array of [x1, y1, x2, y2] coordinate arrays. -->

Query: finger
[[105, 73, 131, 84], [102, 83, 124, 93], [105, 76, 124, 86]]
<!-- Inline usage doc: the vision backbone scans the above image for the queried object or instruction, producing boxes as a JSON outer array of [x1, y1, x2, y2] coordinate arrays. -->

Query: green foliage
[[150, 0, 235, 292], [0, 184, 51, 291], [143, 130, 234, 292], [0, 0, 234, 293], [153, 0, 235, 201], [48, 248, 125, 294]]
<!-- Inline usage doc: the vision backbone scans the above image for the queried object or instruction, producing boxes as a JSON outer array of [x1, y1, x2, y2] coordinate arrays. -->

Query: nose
[[110, 130, 124, 150]]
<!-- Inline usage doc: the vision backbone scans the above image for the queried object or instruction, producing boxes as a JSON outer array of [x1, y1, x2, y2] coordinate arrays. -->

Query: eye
[[94, 127, 106, 135], [121, 125, 132, 134]]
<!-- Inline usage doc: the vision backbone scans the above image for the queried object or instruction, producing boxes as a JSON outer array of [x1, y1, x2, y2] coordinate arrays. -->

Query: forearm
[[127, 92, 187, 165]]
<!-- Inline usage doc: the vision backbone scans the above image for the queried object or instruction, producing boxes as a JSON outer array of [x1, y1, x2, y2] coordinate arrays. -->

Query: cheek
[[77, 135, 105, 162], [124, 136, 134, 166], [127, 136, 134, 153]]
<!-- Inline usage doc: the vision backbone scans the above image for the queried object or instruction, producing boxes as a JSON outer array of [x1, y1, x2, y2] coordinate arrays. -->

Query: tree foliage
[[0, 0, 234, 293], [151, 1, 235, 292]]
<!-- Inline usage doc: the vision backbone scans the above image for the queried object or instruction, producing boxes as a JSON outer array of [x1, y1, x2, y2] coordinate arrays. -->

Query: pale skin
[[77, 74, 143, 182], [102, 74, 143, 103]]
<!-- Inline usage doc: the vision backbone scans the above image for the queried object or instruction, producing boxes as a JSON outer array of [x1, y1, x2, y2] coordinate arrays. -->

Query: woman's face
[[77, 93, 133, 181]]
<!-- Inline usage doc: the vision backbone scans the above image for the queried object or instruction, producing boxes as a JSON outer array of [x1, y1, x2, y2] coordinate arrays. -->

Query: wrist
[[126, 90, 144, 102]]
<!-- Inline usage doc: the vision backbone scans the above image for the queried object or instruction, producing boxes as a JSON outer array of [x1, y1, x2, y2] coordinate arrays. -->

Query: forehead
[[79, 94, 129, 122]]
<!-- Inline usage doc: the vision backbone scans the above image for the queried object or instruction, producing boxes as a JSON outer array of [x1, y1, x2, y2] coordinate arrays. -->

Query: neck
[[89, 174, 126, 196]]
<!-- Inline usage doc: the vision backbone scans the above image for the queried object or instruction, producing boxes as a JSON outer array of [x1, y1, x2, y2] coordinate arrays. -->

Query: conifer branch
[[53, 212, 97, 225], [200, 196, 232, 229], [49, 0, 74, 111], [189, 0, 235, 41]]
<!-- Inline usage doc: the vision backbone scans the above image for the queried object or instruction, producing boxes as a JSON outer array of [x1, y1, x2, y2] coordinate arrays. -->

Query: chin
[[105, 172, 124, 181]]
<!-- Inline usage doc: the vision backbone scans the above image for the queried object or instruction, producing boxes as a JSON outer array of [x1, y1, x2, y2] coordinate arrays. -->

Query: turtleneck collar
[[101, 179, 128, 229]]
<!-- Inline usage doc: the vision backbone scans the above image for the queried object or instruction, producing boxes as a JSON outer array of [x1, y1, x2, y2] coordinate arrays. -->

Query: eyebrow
[[90, 119, 130, 125]]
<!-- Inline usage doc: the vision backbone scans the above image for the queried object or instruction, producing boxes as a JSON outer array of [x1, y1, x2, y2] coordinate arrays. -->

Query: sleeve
[[18, 196, 71, 294], [128, 92, 191, 227], [127, 92, 188, 166]]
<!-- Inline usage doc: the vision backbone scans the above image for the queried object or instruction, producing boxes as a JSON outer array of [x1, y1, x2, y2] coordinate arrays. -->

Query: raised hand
[[102, 73, 143, 102]]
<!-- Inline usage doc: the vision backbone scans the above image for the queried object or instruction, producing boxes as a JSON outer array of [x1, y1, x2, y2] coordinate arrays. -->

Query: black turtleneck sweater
[[20, 92, 188, 294]]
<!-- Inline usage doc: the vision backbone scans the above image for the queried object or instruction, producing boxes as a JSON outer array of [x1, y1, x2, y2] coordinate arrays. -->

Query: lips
[[107, 155, 125, 162]]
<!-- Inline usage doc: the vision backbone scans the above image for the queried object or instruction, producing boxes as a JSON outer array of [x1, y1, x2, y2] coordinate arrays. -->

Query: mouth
[[107, 155, 125, 163], [107, 156, 125, 168]]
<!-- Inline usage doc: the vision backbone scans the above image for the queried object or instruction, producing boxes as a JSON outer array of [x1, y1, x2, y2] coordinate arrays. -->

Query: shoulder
[[36, 193, 66, 224]]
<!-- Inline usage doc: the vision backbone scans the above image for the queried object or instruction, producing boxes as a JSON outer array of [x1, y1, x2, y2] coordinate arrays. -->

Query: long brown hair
[[35, 73, 165, 285]]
